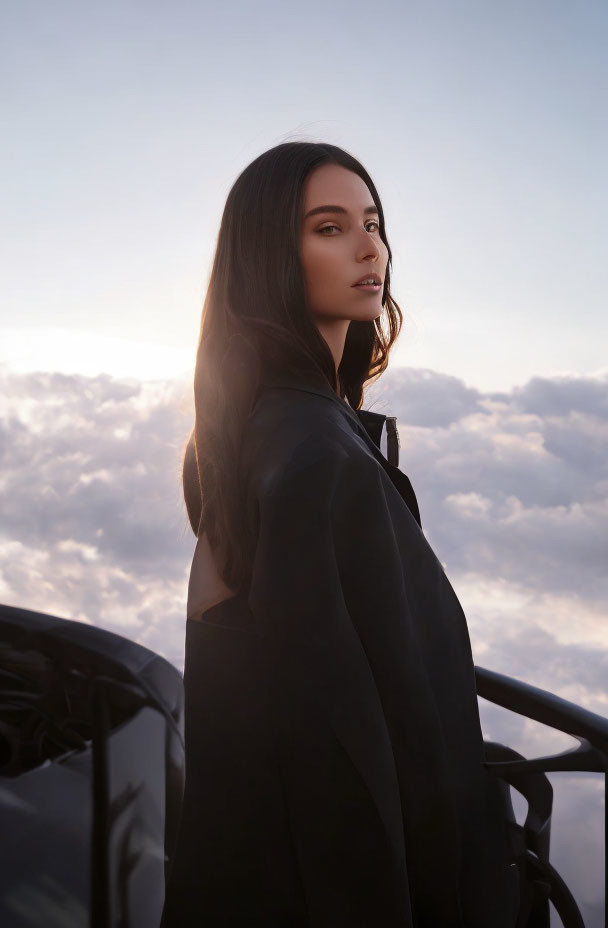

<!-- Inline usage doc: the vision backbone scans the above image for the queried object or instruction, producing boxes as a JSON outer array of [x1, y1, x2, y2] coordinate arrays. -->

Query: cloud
[[367, 369, 608, 687], [366, 366, 483, 427], [1, 361, 606, 667], [1, 363, 606, 675], [0, 366, 195, 666]]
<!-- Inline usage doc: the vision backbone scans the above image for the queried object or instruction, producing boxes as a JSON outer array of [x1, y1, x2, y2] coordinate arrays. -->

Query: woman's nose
[[356, 231, 381, 262]]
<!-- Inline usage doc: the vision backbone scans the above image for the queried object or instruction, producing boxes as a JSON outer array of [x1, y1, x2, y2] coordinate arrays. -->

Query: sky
[[2, 0, 607, 390], [2, 1, 607, 923]]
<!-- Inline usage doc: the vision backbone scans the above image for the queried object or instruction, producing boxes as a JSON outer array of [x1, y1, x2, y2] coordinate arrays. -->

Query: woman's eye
[[318, 220, 379, 235]]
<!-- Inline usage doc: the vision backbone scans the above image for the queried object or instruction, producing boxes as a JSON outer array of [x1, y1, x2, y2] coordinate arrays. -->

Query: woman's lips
[[352, 283, 382, 292]]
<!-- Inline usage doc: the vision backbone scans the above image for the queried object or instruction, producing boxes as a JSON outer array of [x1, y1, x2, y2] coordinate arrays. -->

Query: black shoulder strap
[[385, 417, 400, 468], [354, 409, 399, 468]]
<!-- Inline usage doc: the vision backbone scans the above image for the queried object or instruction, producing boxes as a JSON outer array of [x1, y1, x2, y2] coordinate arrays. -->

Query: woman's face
[[299, 163, 389, 327]]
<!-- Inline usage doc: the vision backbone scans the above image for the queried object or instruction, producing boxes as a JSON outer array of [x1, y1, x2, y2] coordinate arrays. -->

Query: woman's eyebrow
[[304, 204, 379, 220]]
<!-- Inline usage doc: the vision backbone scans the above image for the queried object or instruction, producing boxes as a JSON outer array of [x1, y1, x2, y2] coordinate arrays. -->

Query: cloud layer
[[2, 361, 606, 685], [367, 368, 608, 686]]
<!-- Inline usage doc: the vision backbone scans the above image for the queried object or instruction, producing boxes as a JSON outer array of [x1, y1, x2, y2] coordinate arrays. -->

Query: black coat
[[161, 371, 519, 928]]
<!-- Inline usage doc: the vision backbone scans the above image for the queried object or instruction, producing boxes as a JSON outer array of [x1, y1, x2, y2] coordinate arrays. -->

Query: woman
[[161, 142, 519, 927]]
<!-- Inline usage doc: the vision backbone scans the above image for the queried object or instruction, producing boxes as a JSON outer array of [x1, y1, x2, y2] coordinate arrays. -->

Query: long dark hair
[[182, 141, 403, 592]]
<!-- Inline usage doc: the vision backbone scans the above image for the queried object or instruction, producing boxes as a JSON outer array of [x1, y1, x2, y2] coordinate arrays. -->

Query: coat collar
[[258, 369, 387, 449], [259, 368, 362, 423], [258, 369, 422, 529]]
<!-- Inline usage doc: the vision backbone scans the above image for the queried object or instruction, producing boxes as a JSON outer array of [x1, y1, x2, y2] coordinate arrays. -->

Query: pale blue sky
[[3, 0, 607, 390]]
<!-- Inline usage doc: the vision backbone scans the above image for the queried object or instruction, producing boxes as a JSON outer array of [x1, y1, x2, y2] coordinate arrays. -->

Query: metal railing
[[476, 666, 608, 927]]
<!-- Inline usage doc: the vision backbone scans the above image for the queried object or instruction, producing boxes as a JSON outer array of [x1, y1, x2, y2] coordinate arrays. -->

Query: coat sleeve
[[243, 423, 415, 927]]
